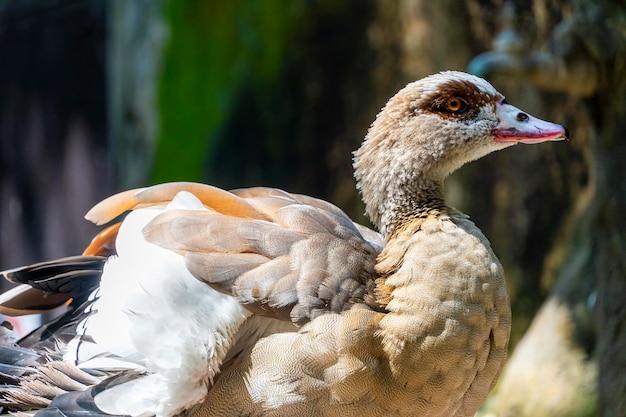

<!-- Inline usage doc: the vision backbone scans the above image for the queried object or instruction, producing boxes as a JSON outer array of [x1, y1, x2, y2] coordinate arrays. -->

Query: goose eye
[[446, 97, 466, 113]]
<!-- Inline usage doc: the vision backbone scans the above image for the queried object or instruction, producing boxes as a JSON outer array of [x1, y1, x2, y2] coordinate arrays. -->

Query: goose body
[[0, 71, 567, 417]]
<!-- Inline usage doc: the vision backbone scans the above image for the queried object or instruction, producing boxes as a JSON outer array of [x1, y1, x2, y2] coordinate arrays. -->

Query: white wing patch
[[64, 192, 251, 417]]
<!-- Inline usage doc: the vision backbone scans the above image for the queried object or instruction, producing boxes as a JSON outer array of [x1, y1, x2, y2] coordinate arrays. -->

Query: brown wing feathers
[[1, 182, 382, 325], [136, 184, 382, 324]]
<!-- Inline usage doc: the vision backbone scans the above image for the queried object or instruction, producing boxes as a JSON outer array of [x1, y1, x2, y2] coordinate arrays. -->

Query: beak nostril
[[516, 112, 529, 122]]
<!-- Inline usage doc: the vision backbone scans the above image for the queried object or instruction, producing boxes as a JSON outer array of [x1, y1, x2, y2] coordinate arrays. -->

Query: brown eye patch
[[421, 79, 498, 121]]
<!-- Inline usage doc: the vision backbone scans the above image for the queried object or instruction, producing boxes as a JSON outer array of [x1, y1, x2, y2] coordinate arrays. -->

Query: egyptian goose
[[0, 71, 567, 417]]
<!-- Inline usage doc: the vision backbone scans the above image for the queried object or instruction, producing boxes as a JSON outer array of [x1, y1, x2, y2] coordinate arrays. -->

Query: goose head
[[353, 71, 567, 237]]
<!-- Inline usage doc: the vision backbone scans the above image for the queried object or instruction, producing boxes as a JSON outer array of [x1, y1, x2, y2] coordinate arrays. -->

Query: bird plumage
[[0, 71, 567, 417]]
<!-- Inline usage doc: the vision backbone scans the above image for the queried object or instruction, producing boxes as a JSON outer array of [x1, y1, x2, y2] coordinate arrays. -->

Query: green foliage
[[154, 0, 294, 182]]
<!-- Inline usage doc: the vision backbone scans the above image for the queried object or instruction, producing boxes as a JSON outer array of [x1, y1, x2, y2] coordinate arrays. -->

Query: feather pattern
[[143, 191, 382, 323]]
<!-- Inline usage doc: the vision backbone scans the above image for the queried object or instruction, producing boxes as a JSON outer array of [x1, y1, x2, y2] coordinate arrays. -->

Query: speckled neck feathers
[[353, 71, 507, 237]]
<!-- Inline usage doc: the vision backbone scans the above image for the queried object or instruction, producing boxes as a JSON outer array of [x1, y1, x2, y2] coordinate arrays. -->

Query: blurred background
[[0, 0, 624, 416]]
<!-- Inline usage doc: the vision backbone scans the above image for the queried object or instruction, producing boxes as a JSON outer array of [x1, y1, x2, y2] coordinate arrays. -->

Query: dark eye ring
[[445, 97, 467, 113]]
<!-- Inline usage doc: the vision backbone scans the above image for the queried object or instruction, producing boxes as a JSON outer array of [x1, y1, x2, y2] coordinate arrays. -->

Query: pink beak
[[494, 100, 568, 144]]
